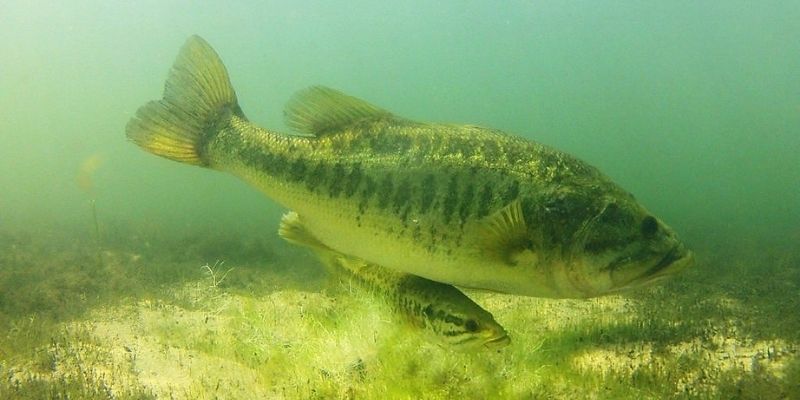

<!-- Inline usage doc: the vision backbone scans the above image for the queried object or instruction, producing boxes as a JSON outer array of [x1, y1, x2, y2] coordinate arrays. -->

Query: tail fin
[[126, 35, 243, 166]]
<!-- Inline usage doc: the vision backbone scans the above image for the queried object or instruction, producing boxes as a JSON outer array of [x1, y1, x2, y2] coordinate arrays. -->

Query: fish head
[[440, 313, 511, 351], [534, 185, 693, 298], [421, 296, 511, 350]]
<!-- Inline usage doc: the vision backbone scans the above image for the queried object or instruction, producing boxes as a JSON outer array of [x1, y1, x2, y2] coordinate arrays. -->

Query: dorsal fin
[[284, 86, 394, 135]]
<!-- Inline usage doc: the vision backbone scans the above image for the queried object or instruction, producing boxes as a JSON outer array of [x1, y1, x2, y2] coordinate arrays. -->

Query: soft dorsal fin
[[476, 200, 534, 266], [284, 86, 394, 135]]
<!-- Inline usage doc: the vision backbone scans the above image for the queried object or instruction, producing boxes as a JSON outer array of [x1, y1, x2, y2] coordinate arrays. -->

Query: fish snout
[[483, 334, 511, 349]]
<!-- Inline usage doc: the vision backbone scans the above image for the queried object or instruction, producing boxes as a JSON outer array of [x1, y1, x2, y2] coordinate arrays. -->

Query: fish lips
[[638, 245, 694, 285], [608, 244, 693, 292], [652, 246, 692, 275], [483, 334, 512, 349]]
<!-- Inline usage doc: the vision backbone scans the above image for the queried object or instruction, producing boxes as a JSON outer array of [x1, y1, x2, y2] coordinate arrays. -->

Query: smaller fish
[[76, 153, 105, 196], [279, 211, 510, 350]]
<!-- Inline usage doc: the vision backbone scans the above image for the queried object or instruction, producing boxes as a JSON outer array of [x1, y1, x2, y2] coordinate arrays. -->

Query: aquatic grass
[[76, 153, 105, 268], [0, 225, 260, 362], [1, 225, 799, 398], [0, 322, 157, 400], [201, 260, 234, 289]]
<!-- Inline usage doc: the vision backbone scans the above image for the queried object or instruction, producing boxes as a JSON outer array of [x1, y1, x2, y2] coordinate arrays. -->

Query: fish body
[[127, 36, 693, 298], [279, 211, 509, 349]]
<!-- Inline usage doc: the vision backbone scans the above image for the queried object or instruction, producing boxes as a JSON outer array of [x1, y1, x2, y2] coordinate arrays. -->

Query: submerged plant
[[202, 260, 234, 289], [76, 153, 105, 266]]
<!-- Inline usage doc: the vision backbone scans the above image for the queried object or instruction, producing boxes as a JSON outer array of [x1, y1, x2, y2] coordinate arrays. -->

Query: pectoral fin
[[475, 200, 534, 266]]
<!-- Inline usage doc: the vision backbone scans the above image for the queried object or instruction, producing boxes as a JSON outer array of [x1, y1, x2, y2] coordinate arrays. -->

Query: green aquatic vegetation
[[76, 154, 105, 268], [201, 260, 234, 289], [0, 227, 798, 398]]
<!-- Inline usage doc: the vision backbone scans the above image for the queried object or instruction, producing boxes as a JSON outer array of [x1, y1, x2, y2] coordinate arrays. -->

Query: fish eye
[[464, 319, 479, 332], [641, 216, 658, 238]]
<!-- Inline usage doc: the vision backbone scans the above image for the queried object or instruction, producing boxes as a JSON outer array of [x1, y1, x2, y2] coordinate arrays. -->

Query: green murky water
[[1, 2, 798, 399]]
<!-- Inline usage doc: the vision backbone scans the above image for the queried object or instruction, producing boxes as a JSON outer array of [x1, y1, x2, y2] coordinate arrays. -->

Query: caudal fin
[[126, 35, 243, 166]]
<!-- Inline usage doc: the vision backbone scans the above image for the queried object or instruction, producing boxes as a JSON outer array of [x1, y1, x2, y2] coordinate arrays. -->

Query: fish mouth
[[640, 245, 693, 283], [609, 245, 693, 293], [483, 334, 511, 349]]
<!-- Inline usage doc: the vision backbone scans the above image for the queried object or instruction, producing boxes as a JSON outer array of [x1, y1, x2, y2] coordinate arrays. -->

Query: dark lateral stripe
[[327, 162, 346, 198], [476, 183, 493, 218], [344, 162, 363, 198], [288, 157, 308, 182], [458, 182, 475, 223], [358, 175, 377, 213], [521, 197, 538, 229], [392, 177, 412, 213], [441, 174, 459, 223], [419, 174, 436, 214], [240, 141, 289, 178], [305, 162, 327, 192], [444, 314, 464, 326], [377, 173, 394, 209], [502, 179, 520, 204]]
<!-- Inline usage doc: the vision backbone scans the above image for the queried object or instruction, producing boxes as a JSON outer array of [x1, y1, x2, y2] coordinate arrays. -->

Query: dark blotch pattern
[[305, 162, 327, 192], [288, 157, 308, 182], [419, 174, 436, 214], [358, 176, 377, 213], [327, 162, 346, 198], [393, 178, 412, 214], [476, 183, 493, 218], [445, 315, 464, 327], [441, 174, 459, 223], [521, 197, 538, 229], [458, 182, 475, 223], [377, 173, 394, 209], [242, 143, 287, 178], [344, 163, 363, 198], [502, 180, 520, 204]]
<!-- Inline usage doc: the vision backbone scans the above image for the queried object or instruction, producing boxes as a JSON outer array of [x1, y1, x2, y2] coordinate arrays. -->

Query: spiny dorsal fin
[[284, 86, 395, 135], [476, 200, 532, 266]]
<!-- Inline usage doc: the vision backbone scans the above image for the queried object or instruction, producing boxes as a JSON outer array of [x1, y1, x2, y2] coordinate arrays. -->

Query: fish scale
[[212, 116, 527, 249]]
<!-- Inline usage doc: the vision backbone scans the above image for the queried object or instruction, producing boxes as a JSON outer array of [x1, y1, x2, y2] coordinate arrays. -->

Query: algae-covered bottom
[[1, 226, 798, 399]]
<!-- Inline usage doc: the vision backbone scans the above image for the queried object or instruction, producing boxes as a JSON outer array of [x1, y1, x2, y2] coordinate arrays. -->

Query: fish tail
[[125, 35, 244, 166]]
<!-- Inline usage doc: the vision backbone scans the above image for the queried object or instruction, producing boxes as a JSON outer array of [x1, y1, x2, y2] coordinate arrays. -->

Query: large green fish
[[127, 36, 692, 298]]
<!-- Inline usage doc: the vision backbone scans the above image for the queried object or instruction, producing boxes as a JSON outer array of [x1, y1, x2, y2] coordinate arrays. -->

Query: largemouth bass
[[127, 36, 693, 298], [279, 211, 509, 349]]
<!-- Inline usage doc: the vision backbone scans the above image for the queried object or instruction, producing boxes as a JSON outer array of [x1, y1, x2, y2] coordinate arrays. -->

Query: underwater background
[[1, 1, 798, 399]]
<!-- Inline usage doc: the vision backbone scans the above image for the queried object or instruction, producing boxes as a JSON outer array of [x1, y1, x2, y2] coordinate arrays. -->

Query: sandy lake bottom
[[1, 226, 798, 399]]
